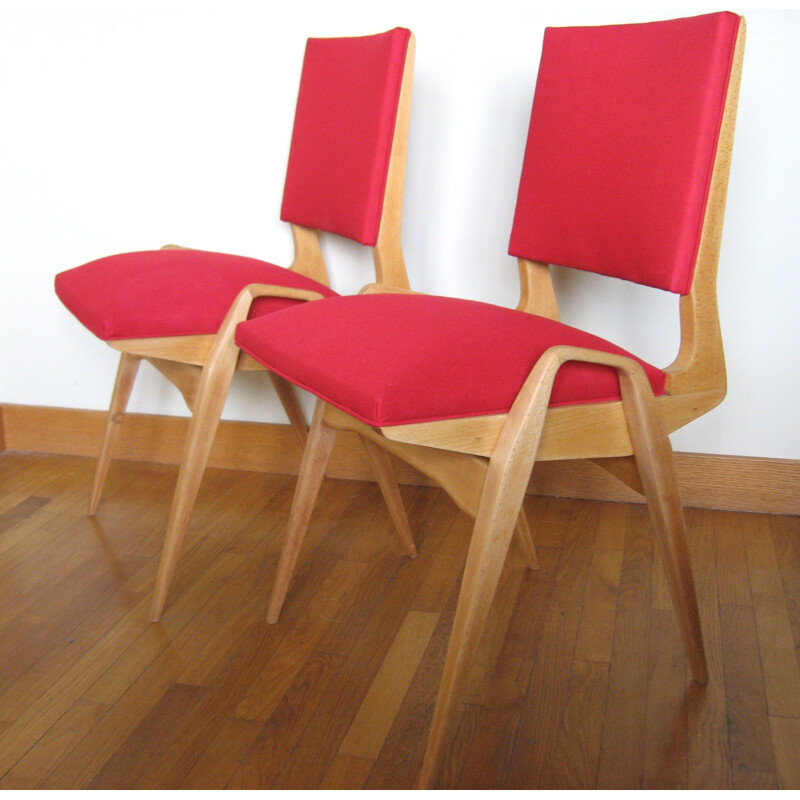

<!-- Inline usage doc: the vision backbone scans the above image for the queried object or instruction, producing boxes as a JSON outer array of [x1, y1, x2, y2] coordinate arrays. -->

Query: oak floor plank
[[686, 508, 732, 789], [320, 754, 374, 789], [271, 556, 443, 788], [234, 559, 368, 722], [0, 497, 50, 536], [0, 699, 109, 789], [176, 477, 359, 688], [744, 513, 800, 717], [226, 651, 345, 789], [338, 609, 439, 761], [179, 716, 264, 789], [550, 658, 611, 789], [595, 504, 655, 789], [719, 601, 777, 788], [769, 514, 800, 659], [456, 547, 561, 789], [89, 683, 206, 789], [365, 579, 461, 790], [642, 609, 688, 789], [769, 715, 800, 789], [573, 545, 624, 664], [505, 500, 601, 788]]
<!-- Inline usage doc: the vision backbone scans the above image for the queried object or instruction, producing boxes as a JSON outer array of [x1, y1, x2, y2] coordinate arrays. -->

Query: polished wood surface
[[0, 451, 797, 789]]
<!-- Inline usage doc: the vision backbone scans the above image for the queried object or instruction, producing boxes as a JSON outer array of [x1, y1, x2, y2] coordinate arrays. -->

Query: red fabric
[[235, 293, 667, 428], [280, 28, 411, 245], [509, 12, 740, 294], [55, 248, 337, 341]]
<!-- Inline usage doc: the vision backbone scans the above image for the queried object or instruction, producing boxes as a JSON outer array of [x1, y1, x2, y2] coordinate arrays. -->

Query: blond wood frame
[[86, 34, 417, 622], [265, 19, 745, 788]]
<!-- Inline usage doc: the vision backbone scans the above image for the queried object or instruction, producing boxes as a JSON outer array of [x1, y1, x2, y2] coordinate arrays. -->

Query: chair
[[55, 27, 418, 621], [235, 11, 745, 787]]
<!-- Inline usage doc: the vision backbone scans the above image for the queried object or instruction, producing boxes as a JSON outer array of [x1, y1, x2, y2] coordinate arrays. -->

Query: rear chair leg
[[361, 437, 417, 558], [89, 352, 141, 515], [267, 400, 337, 624], [618, 370, 708, 684], [269, 372, 309, 448]]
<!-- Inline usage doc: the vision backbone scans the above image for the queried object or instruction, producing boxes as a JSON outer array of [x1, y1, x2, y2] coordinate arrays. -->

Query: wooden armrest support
[[242, 283, 326, 304]]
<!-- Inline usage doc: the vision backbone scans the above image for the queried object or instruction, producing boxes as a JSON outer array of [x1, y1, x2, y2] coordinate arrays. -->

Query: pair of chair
[[57, 12, 745, 788]]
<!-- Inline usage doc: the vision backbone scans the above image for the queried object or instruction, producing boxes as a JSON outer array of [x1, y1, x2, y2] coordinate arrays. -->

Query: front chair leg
[[418, 350, 563, 788], [418, 464, 526, 788], [150, 351, 237, 621], [89, 351, 142, 515], [267, 400, 337, 624]]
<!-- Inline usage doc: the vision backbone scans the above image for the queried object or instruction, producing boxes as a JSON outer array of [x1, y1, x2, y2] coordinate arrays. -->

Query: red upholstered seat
[[235, 293, 667, 428], [55, 248, 337, 341]]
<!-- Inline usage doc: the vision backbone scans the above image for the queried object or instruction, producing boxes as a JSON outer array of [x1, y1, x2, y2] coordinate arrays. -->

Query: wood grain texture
[[0, 452, 798, 789], [3, 404, 797, 514]]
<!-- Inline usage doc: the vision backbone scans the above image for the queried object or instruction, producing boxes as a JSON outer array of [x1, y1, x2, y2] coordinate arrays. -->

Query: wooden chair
[[235, 12, 745, 787], [55, 27, 417, 621]]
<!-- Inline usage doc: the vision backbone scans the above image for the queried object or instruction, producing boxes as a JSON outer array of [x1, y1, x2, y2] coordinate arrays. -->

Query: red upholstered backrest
[[280, 27, 411, 246], [509, 12, 740, 294]]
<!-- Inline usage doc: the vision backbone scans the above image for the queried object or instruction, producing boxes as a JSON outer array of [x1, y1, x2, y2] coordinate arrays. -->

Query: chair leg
[[150, 353, 237, 621], [418, 452, 531, 788], [267, 400, 337, 624], [618, 370, 708, 685], [269, 372, 309, 448], [416, 348, 566, 788], [89, 352, 141, 515], [360, 437, 417, 558]]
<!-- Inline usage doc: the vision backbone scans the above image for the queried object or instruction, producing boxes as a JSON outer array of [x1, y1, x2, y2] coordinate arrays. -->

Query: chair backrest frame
[[285, 29, 415, 291], [515, 15, 746, 399]]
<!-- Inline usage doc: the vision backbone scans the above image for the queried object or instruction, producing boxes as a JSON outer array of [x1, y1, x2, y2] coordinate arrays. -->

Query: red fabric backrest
[[280, 27, 411, 246], [509, 12, 740, 294]]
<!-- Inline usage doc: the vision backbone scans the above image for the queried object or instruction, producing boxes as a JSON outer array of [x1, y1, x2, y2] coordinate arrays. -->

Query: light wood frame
[[88, 34, 417, 622], [265, 19, 745, 788]]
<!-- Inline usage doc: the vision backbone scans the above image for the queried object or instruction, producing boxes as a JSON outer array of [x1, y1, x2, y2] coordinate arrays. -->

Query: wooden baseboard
[[1, 403, 797, 515]]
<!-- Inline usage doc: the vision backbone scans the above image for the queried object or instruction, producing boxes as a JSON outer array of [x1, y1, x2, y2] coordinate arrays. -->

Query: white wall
[[1, 2, 798, 460]]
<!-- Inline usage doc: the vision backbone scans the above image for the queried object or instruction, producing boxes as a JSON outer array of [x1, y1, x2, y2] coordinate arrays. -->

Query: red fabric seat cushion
[[55, 248, 337, 341], [235, 293, 667, 428]]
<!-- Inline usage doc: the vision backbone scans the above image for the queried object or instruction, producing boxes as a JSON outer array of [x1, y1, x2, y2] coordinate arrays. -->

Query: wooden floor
[[0, 451, 799, 789]]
